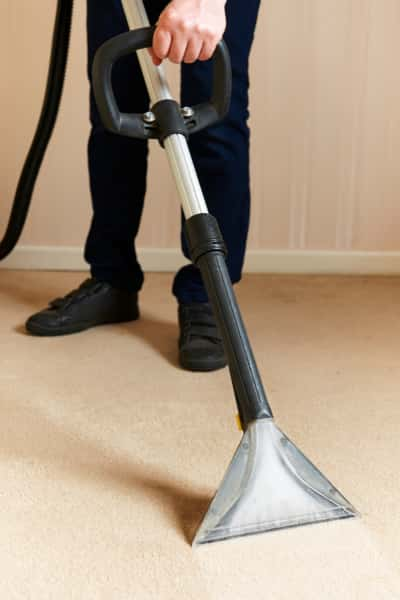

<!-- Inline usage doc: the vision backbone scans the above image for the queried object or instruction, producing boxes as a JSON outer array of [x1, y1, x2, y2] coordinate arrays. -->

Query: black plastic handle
[[92, 26, 232, 140]]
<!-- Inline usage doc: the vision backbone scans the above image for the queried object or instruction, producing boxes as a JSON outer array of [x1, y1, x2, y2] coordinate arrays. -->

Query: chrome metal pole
[[120, 0, 209, 218]]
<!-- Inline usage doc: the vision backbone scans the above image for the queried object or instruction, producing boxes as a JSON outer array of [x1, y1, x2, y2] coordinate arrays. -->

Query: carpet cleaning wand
[[3, 0, 358, 545], [91, 0, 358, 544]]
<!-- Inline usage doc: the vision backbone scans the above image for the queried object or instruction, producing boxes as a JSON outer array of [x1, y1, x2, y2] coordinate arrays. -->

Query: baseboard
[[0, 247, 189, 272], [243, 249, 400, 274], [1, 245, 400, 274]]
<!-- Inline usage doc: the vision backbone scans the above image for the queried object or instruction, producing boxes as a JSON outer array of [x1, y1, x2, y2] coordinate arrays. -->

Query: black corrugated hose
[[0, 0, 73, 259]]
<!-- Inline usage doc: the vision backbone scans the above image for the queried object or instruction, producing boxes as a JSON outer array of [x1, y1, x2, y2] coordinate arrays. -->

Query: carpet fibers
[[0, 271, 399, 599]]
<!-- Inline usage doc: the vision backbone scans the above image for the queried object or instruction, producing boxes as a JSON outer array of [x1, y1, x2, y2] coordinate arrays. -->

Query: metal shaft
[[121, 0, 208, 218], [122, 0, 274, 428]]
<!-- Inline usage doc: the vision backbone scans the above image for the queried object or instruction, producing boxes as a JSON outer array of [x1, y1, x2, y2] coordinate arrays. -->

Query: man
[[26, 0, 260, 372]]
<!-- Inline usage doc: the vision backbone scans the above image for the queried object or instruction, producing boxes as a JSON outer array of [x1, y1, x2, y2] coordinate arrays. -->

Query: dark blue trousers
[[85, 0, 260, 303]]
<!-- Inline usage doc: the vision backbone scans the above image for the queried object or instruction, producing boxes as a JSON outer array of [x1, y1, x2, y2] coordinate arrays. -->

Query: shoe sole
[[25, 313, 139, 337], [179, 355, 227, 372]]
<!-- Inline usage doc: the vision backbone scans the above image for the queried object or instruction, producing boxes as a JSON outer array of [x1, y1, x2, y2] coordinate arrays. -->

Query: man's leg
[[26, 0, 164, 336], [173, 0, 261, 303], [173, 0, 260, 370], [85, 0, 151, 292]]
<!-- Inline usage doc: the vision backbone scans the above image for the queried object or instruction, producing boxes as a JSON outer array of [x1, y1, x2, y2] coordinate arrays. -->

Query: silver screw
[[181, 106, 194, 119], [143, 111, 156, 124]]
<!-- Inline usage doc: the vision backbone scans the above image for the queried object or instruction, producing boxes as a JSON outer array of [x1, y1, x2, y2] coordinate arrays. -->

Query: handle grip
[[92, 26, 232, 140]]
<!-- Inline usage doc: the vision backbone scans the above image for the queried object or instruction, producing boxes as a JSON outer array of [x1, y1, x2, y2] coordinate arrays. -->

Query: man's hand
[[150, 0, 226, 65]]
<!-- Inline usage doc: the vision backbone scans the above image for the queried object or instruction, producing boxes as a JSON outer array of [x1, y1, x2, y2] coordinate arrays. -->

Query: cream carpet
[[0, 270, 399, 599]]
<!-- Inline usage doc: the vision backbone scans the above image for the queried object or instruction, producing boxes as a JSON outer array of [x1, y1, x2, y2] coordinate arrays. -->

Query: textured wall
[[2, 0, 400, 253]]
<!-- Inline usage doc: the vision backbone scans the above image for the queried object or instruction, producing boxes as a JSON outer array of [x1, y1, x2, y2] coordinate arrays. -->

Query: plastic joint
[[151, 100, 189, 146], [184, 214, 227, 264]]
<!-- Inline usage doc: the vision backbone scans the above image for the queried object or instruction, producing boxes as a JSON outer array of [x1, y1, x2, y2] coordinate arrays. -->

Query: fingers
[[152, 27, 172, 63], [184, 38, 204, 64], [148, 47, 162, 66], [168, 30, 188, 64], [198, 34, 215, 62], [152, 6, 223, 65]]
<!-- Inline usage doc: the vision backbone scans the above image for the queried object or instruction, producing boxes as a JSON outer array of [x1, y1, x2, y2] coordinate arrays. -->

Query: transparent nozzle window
[[194, 419, 358, 545]]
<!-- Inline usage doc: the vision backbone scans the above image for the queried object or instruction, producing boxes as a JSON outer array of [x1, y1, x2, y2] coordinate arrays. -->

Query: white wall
[[2, 0, 400, 272]]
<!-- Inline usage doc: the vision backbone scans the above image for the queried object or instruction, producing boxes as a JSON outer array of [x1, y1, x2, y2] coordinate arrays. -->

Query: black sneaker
[[25, 278, 139, 336], [178, 302, 227, 372]]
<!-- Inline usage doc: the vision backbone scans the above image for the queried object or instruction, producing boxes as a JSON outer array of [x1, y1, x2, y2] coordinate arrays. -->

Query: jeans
[[85, 0, 260, 303]]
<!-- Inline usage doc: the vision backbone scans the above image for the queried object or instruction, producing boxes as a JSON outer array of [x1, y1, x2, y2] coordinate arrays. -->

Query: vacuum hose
[[0, 0, 73, 260]]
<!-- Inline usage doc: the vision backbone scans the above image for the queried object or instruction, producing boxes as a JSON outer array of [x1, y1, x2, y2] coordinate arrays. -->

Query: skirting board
[[1, 246, 400, 274]]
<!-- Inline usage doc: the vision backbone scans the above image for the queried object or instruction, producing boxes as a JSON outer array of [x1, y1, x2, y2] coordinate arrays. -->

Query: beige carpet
[[0, 270, 399, 599]]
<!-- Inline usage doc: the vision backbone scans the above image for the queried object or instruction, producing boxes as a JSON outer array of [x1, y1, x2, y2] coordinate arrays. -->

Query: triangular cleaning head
[[193, 419, 358, 545]]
